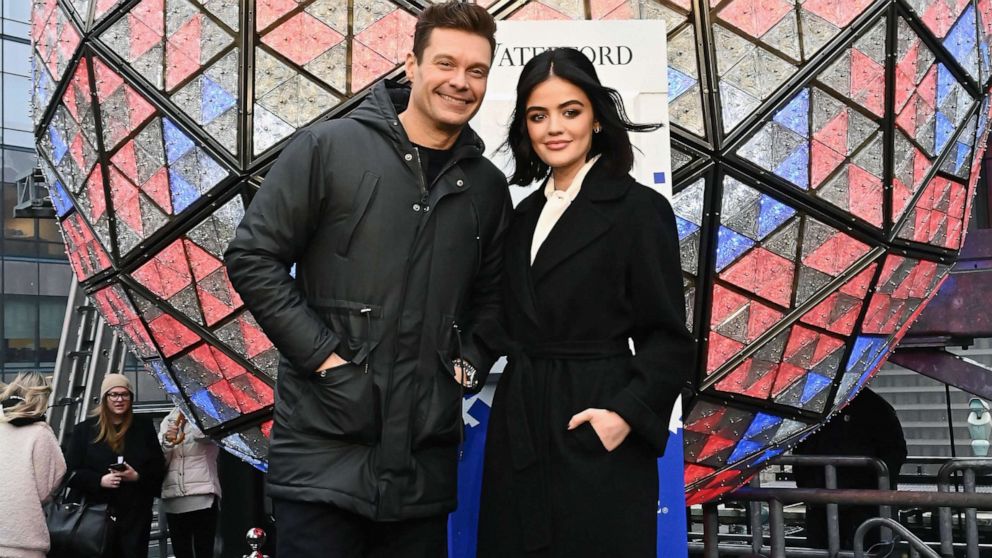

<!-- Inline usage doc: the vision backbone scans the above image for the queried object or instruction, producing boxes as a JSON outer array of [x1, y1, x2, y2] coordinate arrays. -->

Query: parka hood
[[349, 80, 488, 158]]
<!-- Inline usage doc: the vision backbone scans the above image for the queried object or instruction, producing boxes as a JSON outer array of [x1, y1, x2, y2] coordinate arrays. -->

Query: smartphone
[[108, 462, 127, 472]]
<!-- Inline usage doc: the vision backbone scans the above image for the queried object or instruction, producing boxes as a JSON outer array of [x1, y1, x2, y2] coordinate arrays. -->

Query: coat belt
[[503, 339, 631, 552]]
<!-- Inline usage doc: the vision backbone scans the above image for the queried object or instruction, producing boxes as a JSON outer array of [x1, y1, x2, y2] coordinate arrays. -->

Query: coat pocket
[[413, 351, 464, 448], [289, 363, 380, 444], [568, 422, 609, 454], [337, 171, 379, 257]]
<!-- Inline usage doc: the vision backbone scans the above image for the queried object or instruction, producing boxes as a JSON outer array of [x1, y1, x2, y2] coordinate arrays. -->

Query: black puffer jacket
[[225, 81, 511, 520]]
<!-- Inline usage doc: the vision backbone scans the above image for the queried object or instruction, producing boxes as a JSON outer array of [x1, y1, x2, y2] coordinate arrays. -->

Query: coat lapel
[[506, 192, 544, 327], [530, 161, 628, 284], [530, 196, 611, 284]]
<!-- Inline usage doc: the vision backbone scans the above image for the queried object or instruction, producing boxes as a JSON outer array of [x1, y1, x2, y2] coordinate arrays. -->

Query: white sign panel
[[471, 19, 671, 204]]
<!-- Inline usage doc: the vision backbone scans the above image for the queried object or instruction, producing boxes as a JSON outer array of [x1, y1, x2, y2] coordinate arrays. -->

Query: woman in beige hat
[[65, 374, 165, 558]]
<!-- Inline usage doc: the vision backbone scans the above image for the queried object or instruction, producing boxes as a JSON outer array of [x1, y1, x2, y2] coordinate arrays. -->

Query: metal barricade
[[693, 455, 992, 557], [936, 458, 992, 558]]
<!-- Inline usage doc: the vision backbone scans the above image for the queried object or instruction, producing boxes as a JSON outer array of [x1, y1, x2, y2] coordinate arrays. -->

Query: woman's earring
[[593, 124, 602, 134]]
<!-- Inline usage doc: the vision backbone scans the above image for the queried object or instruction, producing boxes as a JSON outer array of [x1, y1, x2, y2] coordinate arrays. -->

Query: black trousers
[[272, 498, 447, 558], [167, 500, 218, 558]]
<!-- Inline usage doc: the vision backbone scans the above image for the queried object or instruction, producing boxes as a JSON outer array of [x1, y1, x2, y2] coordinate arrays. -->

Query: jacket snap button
[[404, 153, 413, 161], [423, 205, 430, 212], [456, 179, 464, 187], [412, 203, 421, 211]]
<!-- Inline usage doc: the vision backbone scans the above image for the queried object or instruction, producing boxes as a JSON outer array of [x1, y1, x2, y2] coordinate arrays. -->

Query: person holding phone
[[65, 374, 165, 558]]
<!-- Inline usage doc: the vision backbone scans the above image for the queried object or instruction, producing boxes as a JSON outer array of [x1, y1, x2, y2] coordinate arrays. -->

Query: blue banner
[[449, 389, 688, 557]]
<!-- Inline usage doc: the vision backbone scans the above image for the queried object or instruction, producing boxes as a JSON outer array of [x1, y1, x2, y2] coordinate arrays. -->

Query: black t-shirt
[[414, 143, 455, 189]]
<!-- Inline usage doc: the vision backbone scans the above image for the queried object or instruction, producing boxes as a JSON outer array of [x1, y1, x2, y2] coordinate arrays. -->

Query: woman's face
[[524, 76, 597, 181], [105, 388, 132, 417]]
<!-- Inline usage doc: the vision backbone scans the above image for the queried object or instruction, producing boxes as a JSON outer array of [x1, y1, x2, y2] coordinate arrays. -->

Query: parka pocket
[[412, 352, 464, 448], [413, 315, 464, 448], [337, 171, 379, 257], [312, 299, 382, 364], [289, 364, 380, 444]]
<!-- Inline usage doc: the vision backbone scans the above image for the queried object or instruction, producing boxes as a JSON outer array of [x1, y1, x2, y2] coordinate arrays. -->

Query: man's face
[[404, 28, 492, 132]]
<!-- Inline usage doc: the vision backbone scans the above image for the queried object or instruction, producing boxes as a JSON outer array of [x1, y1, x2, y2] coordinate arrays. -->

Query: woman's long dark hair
[[505, 47, 661, 186]]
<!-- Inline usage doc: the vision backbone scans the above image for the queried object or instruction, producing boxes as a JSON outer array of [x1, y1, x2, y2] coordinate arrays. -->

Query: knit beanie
[[100, 374, 132, 398]]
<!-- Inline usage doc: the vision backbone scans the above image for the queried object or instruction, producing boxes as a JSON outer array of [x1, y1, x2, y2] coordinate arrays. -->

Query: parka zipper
[[361, 307, 373, 374], [373, 142, 474, 515], [453, 322, 466, 460], [412, 148, 430, 211]]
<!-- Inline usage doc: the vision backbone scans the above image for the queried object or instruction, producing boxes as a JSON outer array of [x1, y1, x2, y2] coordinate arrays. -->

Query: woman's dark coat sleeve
[[224, 130, 340, 374], [65, 421, 103, 495], [607, 192, 695, 455]]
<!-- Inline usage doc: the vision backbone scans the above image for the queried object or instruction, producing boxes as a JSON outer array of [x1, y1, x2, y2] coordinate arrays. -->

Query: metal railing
[[936, 458, 992, 558], [691, 455, 992, 557]]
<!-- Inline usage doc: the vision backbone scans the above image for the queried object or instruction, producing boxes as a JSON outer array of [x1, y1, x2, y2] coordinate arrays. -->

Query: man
[[224, 4, 510, 557], [793, 388, 907, 550]]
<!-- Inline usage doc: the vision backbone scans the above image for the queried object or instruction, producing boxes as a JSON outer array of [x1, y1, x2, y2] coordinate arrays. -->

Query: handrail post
[[964, 469, 978, 558], [825, 464, 840, 557], [703, 502, 719, 558], [769, 499, 785, 558], [936, 464, 954, 557], [874, 459, 893, 544], [749, 475, 763, 554]]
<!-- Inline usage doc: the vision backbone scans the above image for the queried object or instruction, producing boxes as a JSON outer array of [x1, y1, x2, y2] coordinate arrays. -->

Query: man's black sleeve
[[224, 129, 341, 374], [458, 187, 513, 392]]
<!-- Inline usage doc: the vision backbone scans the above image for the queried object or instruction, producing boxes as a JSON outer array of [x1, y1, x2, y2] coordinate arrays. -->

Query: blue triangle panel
[[773, 88, 810, 138], [676, 215, 700, 241], [49, 180, 74, 217], [201, 77, 237, 124], [49, 127, 69, 163], [149, 359, 179, 395], [954, 141, 971, 170], [944, 6, 978, 65], [728, 439, 764, 464], [753, 447, 785, 466], [668, 66, 696, 102], [716, 226, 756, 271], [800, 372, 832, 405], [169, 169, 203, 213], [190, 388, 238, 423], [979, 98, 990, 139], [773, 145, 810, 190], [756, 194, 797, 238], [981, 40, 991, 79], [163, 118, 196, 164], [190, 388, 223, 421], [743, 412, 783, 440], [846, 335, 888, 373], [935, 112, 956, 154], [937, 65, 957, 107]]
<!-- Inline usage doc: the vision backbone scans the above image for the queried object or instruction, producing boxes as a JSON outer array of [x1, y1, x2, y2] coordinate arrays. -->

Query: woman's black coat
[[478, 161, 695, 558], [65, 415, 165, 558]]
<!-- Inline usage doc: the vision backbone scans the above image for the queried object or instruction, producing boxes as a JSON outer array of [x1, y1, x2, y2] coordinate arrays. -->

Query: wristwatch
[[452, 358, 478, 390]]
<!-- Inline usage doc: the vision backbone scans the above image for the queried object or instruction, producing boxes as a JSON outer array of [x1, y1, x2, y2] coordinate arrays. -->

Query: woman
[[477, 48, 694, 557], [66, 374, 165, 558], [159, 407, 221, 558], [0, 372, 66, 558]]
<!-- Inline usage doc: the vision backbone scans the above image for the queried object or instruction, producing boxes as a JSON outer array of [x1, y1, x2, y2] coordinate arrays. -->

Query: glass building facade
[[1, 0, 71, 383]]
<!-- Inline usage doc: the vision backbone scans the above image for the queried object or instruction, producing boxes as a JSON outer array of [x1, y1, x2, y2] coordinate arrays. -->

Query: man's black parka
[[224, 81, 512, 521]]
